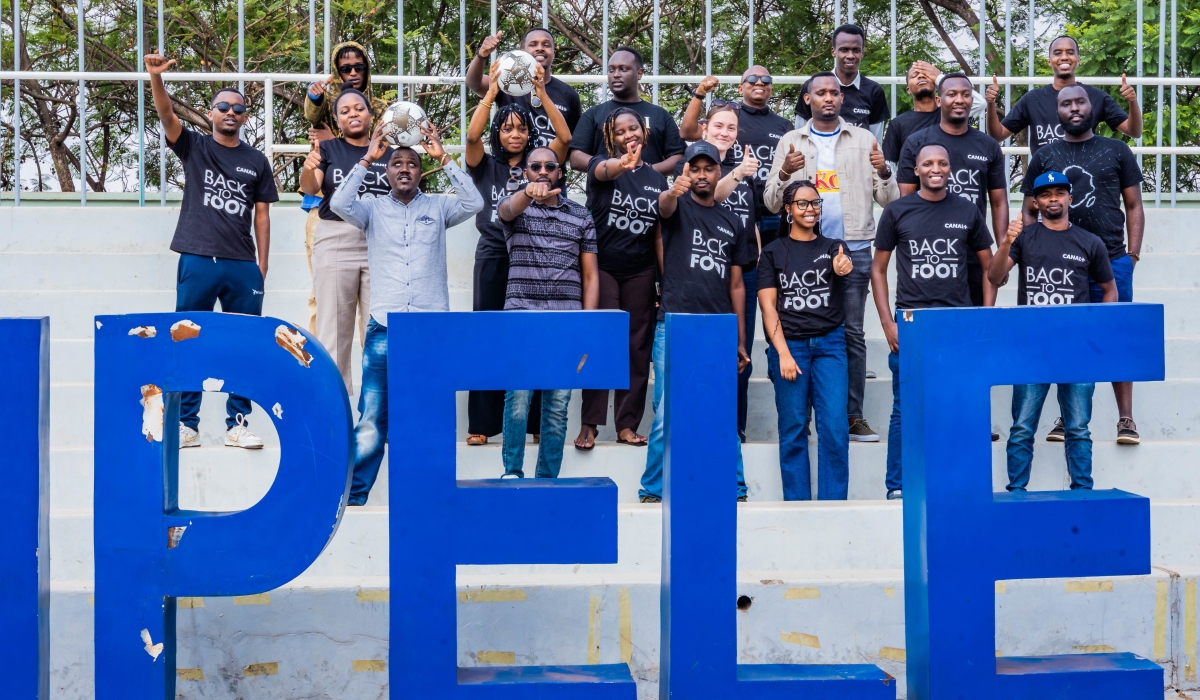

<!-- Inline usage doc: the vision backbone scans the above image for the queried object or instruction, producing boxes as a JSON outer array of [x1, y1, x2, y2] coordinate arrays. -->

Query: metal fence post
[[890, 0, 896, 118], [1170, 0, 1176, 207], [13, 0, 21, 205], [137, 0, 144, 207], [1155, 0, 1164, 207], [78, 0, 86, 205], [652, 0, 659, 104], [459, 0, 466, 150], [748, 0, 753, 67], [323, 0, 329, 72], [238, 0, 244, 95], [264, 78, 273, 169], [602, 0, 609, 102], [309, 0, 316, 74], [158, 0, 165, 205]]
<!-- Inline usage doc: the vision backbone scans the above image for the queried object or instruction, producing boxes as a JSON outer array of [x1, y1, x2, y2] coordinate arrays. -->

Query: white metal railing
[[0, 0, 1194, 206]]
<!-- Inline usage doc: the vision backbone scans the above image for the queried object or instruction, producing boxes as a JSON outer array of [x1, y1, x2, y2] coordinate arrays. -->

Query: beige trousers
[[312, 217, 371, 391], [304, 207, 319, 333]]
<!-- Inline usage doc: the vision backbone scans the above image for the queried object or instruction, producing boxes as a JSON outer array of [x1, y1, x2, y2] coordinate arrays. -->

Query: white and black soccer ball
[[380, 101, 427, 147], [496, 50, 538, 97]]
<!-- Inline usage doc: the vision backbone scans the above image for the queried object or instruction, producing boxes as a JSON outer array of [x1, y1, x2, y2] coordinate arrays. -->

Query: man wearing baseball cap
[[987, 170, 1117, 491], [639, 141, 759, 503]]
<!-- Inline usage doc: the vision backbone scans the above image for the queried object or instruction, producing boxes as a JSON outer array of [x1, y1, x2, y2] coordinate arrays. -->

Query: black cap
[[683, 140, 720, 166]]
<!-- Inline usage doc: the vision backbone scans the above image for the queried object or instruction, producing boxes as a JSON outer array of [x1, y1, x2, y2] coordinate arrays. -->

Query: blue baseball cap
[[1031, 170, 1072, 195]]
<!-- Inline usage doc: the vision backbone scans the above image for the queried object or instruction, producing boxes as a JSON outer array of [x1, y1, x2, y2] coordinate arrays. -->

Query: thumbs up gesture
[[870, 140, 887, 175], [735, 150, 759, 181], [478, 31, 503, 60], [303, 138, 322, 172], [1119, 73, 1136, 103], [986, 74, 1000, 104], [671, 163, 693, 197], [781, 142, 805, 176], [832, 244, 853, 276], [1005, 218, 1023, 244]]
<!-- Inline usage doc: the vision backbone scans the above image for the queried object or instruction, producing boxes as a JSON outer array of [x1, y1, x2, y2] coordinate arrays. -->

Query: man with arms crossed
[[146, 52, 278, 450]]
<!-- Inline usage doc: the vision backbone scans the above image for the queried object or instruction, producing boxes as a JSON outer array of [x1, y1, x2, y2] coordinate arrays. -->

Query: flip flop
[[617, 433, 648, 447], [466, 434, 487, 446], [574, 427, 596, 451]]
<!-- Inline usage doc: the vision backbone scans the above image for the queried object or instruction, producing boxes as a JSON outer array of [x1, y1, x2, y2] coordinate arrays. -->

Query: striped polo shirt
[[500, 194, 598, 310]]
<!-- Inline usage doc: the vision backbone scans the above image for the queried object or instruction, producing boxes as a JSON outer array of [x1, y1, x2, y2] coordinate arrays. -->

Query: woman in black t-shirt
[[464, 61, 572, 445], [575, 108, 667, 450], [299, 88, 392, 391], [757, 181, 854, 501]]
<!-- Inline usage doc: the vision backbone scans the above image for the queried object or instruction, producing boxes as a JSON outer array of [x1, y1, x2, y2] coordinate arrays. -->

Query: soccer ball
[[380, 101, 427, 147], [496, 50, 538, 97]]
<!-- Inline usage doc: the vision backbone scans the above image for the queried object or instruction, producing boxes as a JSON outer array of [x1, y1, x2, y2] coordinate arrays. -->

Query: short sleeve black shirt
[[496, 76, 582, 150], [659, 194, 757, 320], [316, 138, 394, 222], [674, 158, 763, 251], [169, 129, 279, 262], [897, 124, 1008, 217], [586, 155, 667, 275], [723, 105, 794, 223], [467, 153, 528, 259], [1001, 83, 1129, 155], [795, 74, 889, 129], [758, 235, 846, 339], [881, 109, 940, 163], [1009, 223, 1114, 305], [570, 98, 687, 165], [874, 193, 994, 309], [1020, 135, 1143, 260]]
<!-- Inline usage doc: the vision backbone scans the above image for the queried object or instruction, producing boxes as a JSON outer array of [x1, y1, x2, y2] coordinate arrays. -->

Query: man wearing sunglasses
[[145, 53, 279, 450], [496, 149, 600, 479], [795, 24, 890, 143]]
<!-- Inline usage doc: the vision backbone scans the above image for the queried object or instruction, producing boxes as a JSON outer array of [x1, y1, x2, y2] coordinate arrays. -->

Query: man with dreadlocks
[[463, 60, 572, 446], [573, 107, 668, 450]]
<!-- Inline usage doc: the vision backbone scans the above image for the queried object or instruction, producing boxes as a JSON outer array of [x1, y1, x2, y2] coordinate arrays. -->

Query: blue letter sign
[[900, 304, 1165, 698], [0, 318, 49, 699], [659, 313, 894, 699], [93, 313, 352, 698], [388, 310, 636, 699]]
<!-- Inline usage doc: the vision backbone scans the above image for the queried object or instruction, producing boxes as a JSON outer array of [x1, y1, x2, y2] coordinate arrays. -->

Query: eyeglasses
[[338, 63, 367, 75], [213, 101, 247, 115], [743, 75, 773, 85], [711, 98, 741, 110], [527, 161, 560, 174], [789, 198, 824, 210], [506, 166, 524, 193]]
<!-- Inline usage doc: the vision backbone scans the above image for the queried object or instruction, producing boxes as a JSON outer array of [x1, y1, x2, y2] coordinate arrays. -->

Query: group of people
[[141, 23, 1146, 505]]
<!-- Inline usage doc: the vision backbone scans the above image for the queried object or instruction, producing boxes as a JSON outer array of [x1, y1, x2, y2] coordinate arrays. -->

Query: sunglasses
[[743, 75, 773, 85], [527, 161, 560, 174], [506, 166, 525, 193], [338, 63, 367, 75], [789, 198, 824, 210], [711, 98, 741, 110], [213, 101, 247, 115]]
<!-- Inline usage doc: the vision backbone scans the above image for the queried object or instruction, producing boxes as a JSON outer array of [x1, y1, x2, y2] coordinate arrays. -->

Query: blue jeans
[[643, 322, 747, 500], [767, 328, 850, 500], [502, 389, 573, 478], [885, 351, 902, 492], [843, 247, 872, 420], [349, 319, 389, 505], [1090, 254, 1134, 303], [175, 253, 263, 430], [737, 266, 758, 434], [1007, 383, 1096, 490]]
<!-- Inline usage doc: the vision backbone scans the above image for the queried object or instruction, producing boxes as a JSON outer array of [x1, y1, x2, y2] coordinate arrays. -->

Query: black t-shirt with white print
[[168, 129, 279, 262], [468, 153, 527, 259], [496, 76, 583, 150], [317, 138, 395, 222], [896, 124, 1007, 217], [1021, 135, 1143, 260], [1009, 223, 1114, 305], [758, 234, 846, 340], [586, 155, 666, 275], [570, 99, 687, 165], [881, 109, 940, 163], [722, 105, 794, 223], [1001, 83, 1128, 156], [658, 193, 758, 321], [874, 192, 994, 310], [674, 159, 762, 245]]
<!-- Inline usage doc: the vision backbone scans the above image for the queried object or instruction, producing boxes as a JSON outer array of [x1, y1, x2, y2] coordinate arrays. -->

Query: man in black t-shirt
[[1020, 84, 1146, 445], [795, 24, 889, 142], [985, 35, 1143, 155], [641, 142, 757, 504], [898, 72, 1007, 306], [468, 28, 582, 150], [570, 46, 686, 176], [988, 171, 1117, 491], [882, 62, 988, 165], [873, 143, 995, 500], [146, 53, 279, 450]]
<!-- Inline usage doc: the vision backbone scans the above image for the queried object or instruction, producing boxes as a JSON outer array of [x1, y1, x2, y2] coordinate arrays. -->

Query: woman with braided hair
[[573, 107, 667, 450], [758, 180, 855, 500], [464, 60, 572, 445]]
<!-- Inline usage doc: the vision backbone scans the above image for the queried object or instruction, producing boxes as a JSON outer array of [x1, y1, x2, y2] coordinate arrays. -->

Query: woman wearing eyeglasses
[[299, 88, 393, 391], [757, 180, 855, 500], [573, 107, 668, 450], [464, 60, 572, 446]]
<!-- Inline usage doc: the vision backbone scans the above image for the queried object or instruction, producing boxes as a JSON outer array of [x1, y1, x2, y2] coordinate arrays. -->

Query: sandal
[[574, 425, 596, 451], [616, 430, 648, 446], [466, 434, 487, 446]]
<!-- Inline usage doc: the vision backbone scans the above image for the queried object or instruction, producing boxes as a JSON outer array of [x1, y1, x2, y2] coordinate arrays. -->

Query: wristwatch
[[691, 90, 706, 100]]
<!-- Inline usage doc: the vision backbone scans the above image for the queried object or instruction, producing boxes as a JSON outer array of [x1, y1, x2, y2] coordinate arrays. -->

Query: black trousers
[[467, 256, 540, 437], [580, 266, 657, 432]]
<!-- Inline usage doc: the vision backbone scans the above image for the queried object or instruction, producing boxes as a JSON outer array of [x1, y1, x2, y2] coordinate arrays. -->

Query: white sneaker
[[179, 423, 200, 448], [224, 413, 264, 449]]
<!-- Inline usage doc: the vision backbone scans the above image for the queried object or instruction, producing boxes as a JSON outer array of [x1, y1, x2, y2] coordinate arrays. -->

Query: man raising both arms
[[468, 28, 582, 151], [795, 25, 889, 142], [986, 35, 1142, 155], [145, 52, 278, 450], [570, 46, 686, 176]]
